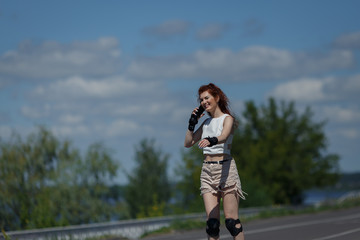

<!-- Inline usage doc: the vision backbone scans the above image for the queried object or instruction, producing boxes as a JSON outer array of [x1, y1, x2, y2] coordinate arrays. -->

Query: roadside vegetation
[[140, 195, 360, 239], [1, 98, 358, 238]]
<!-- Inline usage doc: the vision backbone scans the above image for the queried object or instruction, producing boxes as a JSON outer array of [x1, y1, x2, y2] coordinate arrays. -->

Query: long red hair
[[198, 83, 238, 129], [198, 83, 231, 115]]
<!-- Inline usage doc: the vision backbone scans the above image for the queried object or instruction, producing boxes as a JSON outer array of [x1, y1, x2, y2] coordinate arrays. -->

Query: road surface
[[143, 206, 360, 240]]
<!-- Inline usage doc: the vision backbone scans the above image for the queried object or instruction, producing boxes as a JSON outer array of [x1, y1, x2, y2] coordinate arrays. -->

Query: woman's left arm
[[216, 115, 234, 143]]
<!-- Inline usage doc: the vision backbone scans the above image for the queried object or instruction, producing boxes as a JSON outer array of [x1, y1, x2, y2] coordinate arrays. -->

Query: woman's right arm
[[184, 126, 203, 148], [184, 107, 204, 148]]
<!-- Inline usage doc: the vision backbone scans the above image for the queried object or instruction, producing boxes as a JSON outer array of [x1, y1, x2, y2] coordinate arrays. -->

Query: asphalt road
[[143, 206, 360, 240]]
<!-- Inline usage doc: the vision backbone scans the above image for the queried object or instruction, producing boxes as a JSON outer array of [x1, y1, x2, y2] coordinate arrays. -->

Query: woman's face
[[199, 90, 218, 112]]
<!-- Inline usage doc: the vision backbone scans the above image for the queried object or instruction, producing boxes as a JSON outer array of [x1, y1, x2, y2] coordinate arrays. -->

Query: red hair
[[198, 83, 231, 115]]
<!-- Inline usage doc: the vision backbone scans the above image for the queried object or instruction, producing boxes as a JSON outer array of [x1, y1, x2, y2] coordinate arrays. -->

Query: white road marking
[[312, 227, 360, 240], [244, 212, 360, 235]]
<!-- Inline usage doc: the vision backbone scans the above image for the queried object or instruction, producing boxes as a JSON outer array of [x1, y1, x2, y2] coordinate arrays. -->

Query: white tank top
[[201, 114, 233, 155]]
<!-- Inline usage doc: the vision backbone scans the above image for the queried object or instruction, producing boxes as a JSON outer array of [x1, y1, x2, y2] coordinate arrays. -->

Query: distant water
[[304, 189, 348, 205]]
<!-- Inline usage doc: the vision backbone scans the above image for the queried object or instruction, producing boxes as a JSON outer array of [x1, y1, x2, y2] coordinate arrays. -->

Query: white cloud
[[21, 106, 43, 119], [269, 75, 360, 103], [105, 119, 142, 137], [21, 73, 182, 141], [333, 128, 359, 139], [59, 114, 84, 124], [21, 104, 51, 119], [326, 74, 360, 99], [1, 38, 355, 86], [127, 46, 354, 81], [322, 106, 360, 123], [51, 118, 146, 140], [269, 78, 329, 102], [0, 37, 121, 80], [343, 74, 360, 92], [51, 125, 90, 137], [333, 31, 360, 49], [31, 75, 161, 100], [0, 125, 33, 140], [0, 126, 13, 139], [196, 23, 231, 41], [142, 20, 191, 39]]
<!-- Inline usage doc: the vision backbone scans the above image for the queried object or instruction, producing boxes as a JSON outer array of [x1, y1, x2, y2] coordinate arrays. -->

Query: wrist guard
[[188, 106, 205, 131], [188, 114, 198, 131], [205, 137, 218, 147]]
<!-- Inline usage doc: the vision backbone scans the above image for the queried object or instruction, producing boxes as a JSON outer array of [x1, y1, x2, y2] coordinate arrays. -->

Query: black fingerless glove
[[205, 137, 218, 147], [188, 106, 204, 131], [188, 114, 198, 131]]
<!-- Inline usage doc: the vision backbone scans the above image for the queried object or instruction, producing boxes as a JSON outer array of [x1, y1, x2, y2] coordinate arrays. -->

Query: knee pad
[[206, 218, 220, 237], [225, 218, 243, 236]]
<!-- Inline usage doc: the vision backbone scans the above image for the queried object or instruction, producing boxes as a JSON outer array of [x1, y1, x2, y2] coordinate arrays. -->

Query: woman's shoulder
[[205, 113, 231, 124], [223, 114, 234, 122], [222, 113, 233, 120]]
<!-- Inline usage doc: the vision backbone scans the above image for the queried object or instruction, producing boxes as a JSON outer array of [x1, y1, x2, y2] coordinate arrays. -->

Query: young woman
[[184, 83, 246, 240]]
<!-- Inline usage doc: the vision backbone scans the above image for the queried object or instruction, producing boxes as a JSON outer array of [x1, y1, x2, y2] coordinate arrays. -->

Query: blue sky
[[1, 0, 359, 183]]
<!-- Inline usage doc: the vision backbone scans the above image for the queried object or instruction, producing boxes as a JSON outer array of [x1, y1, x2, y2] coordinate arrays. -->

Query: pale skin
[[184, 90, 245, 240]]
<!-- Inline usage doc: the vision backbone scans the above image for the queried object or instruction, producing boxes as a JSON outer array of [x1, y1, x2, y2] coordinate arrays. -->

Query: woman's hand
[[198, 138, 210, 148], [192, 107, 205, 119], [198, 137, 218, 148]]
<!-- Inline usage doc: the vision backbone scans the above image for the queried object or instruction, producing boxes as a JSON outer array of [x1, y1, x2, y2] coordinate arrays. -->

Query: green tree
[[175, 147, 204, 213], [0, 127, 76, 229], [76, 143, 119, 222], [125, 138, 171, 218], [0, 127, 119, 230], [232, 98, 340, 205]]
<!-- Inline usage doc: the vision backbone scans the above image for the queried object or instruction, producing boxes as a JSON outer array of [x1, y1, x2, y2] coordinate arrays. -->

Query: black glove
[[205, 137, 218, 147], [188, 115, 197, 131], [188, 106, 204, 131]]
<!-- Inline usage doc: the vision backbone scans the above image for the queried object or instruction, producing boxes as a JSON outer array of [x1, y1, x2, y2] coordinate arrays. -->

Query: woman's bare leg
[[203, 192, 221, 240], [223, 192, 244, 240]]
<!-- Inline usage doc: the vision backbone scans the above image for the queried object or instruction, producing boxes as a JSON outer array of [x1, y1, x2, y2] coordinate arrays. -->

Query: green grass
[[1, 229, 11, 240], [82, 235, 128, 240], [244, 197, 360, 221], [140, 219, 205, 238], [46, 234, 129, 240]]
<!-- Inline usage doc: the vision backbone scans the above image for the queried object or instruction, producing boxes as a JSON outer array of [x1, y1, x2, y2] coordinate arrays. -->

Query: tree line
[[0, 98, 340, 231]]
